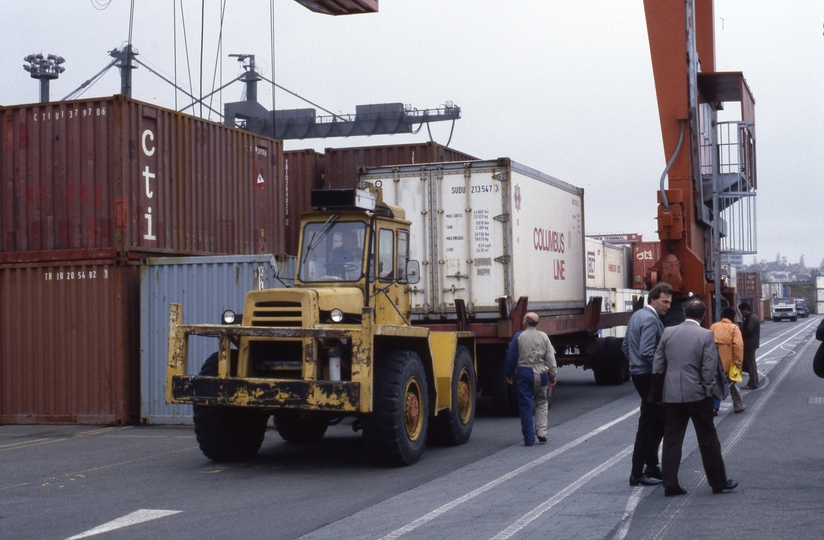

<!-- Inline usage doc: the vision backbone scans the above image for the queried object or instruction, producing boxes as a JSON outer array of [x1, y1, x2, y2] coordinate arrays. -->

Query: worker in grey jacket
[[505, 312, 557, 446], [621, 282, 673, 487]]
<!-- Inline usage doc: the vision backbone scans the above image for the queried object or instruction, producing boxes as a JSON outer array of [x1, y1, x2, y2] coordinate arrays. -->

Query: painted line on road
[[0, 427, 130, 452], [640, 320, 819, 540], [64, 509, 181, 540], [490, 445, 633, 540], [613, 487, 645, 540], [379, 408, 639, 540], [758, 316, 821, 348]]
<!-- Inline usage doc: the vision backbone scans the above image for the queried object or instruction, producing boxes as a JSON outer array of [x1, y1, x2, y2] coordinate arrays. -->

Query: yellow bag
[[729, 362, 744, 383]]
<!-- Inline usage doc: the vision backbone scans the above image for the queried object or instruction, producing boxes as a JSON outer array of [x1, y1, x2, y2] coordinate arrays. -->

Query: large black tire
[[275, 412, 328, 443], [193, 351, 269, 462], [605, 336, 628, 385], [363, 350, 429, 466], [592, 338, 610, 385], [428, 346, 476, 446], [490, 356, 519, 416]]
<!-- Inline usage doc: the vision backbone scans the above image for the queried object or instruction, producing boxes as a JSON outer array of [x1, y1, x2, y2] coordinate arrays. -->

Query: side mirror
[[406, 260, 420, 285]]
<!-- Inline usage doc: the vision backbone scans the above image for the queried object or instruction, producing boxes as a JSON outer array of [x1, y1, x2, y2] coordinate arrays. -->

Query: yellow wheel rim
[[456, 367, 473, 424], [404, 376, 424, 441]]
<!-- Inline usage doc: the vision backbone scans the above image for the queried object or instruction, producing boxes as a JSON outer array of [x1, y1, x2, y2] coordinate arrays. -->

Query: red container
[[1, 95, 285, 256], [283, 149, 325, 255], [323, 141, 477, 189], [631, 241, 661, 289], [0, 252, 139, 425], [737, 271, 761, 300]]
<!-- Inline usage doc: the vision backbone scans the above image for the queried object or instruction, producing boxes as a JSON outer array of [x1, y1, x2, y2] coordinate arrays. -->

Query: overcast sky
[[2, 1, 822, 269]]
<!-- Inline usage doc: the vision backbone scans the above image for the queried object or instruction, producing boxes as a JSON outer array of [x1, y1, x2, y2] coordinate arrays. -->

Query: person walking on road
[[505, 312, 557, 446], [710, 306, 746, 414], [739, 302, 761, 389], [651, 299, 738, 496], [622, 282, 673, 487]]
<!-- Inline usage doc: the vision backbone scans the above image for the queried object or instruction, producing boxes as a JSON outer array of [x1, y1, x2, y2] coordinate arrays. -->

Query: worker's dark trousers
[[630, 373, 666, 477]]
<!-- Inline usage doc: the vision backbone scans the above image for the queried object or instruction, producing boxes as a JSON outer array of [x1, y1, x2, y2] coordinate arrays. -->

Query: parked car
[[795, 298, 810, 318]]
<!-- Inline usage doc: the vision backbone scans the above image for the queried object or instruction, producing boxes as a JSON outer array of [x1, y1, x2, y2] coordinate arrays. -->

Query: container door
[[432, 164, 509, 315]]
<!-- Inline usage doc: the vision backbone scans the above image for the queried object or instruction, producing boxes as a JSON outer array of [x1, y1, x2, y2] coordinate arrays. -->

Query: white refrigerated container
[[359, 158, 585, 320]]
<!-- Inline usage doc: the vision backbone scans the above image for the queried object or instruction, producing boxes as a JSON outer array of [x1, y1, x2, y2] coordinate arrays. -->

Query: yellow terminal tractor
[[167, 185, 475, 466]]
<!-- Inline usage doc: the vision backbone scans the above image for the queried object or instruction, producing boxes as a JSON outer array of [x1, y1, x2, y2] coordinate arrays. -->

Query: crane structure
[[643, 0, 757, 323]]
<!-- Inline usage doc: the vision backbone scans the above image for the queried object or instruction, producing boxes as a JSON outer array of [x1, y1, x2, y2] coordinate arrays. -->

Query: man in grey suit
[[651, 299, 738, 496]]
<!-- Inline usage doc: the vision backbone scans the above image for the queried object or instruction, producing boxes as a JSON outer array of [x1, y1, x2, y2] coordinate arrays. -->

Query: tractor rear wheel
[[428, 346, 476, 446]]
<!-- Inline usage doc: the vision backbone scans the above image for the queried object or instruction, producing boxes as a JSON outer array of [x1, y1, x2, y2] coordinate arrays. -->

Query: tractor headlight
[[330, 309, 344, 323], [222, 309, 241, 324]]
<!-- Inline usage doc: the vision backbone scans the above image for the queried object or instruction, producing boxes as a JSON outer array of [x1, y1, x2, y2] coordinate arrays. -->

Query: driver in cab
[[328, 232, 361, 279]]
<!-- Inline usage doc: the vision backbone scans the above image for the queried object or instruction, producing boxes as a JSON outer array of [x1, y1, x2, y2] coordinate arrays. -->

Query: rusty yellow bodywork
[[166, 202, 475, 420]]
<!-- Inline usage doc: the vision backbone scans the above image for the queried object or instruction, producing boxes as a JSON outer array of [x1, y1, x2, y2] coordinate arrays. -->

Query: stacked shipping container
[[0, 96, 286, 424], [737, 271, 762, 320], [1, 95, 285, 256]]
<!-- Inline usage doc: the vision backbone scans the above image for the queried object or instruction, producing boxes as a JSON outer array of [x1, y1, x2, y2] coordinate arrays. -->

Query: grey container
[[140, 254, 295, 424]]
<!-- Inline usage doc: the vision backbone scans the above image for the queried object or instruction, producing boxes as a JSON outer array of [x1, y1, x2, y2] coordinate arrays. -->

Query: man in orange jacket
[[709, 306, 746, 414]]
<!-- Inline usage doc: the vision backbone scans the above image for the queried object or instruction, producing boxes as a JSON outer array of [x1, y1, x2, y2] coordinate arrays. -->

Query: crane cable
[[207, 0, 228, 121], [178, 0, 196, 113]]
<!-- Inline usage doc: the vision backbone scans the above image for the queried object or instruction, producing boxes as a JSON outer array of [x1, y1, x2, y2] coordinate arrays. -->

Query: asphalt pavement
[[1, 317, 822, 540]]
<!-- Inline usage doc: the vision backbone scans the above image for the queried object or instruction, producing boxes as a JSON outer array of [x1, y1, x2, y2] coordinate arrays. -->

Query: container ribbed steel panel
[[737, 271, 761, 300], [0, 256, 139, 424], [1, 95, 285, 256], [324, 141, 477, 189], [283, 149, 325, 255], [139, 254, 295, 424]]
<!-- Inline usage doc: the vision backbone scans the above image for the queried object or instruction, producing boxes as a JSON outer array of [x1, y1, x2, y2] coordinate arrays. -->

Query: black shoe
[[644, 465, 663, 480], [664, 486, 687, 497], [712, 479, 739, 494], [537, 435, 547, 443], [629, 474, 661, 487]]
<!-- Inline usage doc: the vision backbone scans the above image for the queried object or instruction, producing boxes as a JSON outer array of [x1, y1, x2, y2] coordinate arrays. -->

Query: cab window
[[397, 230, 410, 282], [378, 229, 395, 281]]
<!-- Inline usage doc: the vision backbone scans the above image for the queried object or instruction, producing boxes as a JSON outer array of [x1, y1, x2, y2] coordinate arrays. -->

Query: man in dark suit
[[739, 302, 761, 389], [651, 298, 738, 496]]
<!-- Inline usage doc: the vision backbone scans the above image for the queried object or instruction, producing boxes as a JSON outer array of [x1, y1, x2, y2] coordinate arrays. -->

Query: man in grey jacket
[[505, 312, 557, 446], [652, 299, 738, 496], [622, 282, 673, 487]]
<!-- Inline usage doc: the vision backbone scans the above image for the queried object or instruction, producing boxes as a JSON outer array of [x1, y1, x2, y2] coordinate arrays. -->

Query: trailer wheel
[[605, 337, 628, 385], [275, 412, 329, 443], [428, 346, 476, 446], [592, 338, 610, 385], [193, 352, 269, 462], [491, 356, 520, 416], [364, 350, 429, 466]]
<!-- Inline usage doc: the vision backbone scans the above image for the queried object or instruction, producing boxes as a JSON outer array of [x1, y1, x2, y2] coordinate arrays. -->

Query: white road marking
[[65, 509, 181, 540], [614, 487, 645, 540], [379, 408, 639, 540], [490, 445, 634, 540]]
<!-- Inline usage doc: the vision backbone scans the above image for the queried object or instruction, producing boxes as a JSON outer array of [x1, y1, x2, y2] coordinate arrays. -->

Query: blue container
[[140, 254, 295, 424]]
